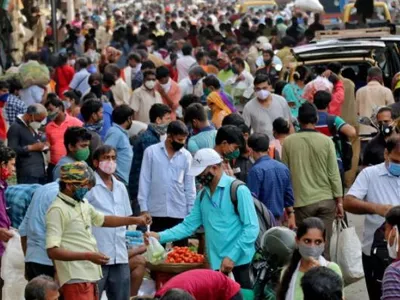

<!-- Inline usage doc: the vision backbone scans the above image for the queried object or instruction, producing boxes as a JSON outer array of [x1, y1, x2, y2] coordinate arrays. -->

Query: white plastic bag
[[138, 278, 156, 297], [303, 76, 333, 101], [1, 231, 28, 300], [330, 220, 364, 285], [145, 237, 167, 265], [294, 0, 324, 12]]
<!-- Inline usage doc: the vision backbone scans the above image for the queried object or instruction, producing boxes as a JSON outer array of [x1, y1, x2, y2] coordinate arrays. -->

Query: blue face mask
[[73, 186, 89, 201], [388, 162, 400, 177], [191, 79, 199, 86], [0, 93, 9, 103]]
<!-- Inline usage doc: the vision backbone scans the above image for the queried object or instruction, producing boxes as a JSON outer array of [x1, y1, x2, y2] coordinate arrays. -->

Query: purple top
[[0, 180, 11, 256], [382, 260, 400, 300]]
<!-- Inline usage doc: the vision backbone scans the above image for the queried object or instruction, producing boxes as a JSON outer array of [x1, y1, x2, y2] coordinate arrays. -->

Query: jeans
[[232, 264, 252, 289], [25, 262, 55, 281], [362, 253, 383, 300]]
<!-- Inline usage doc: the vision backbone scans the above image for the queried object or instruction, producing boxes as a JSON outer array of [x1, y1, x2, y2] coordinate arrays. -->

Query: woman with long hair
[[282, 66, 309, 118], [277, 217, 343, 300]]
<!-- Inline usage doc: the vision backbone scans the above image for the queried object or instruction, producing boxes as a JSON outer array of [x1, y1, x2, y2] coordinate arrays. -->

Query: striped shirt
[[382, 260, 400, 300]]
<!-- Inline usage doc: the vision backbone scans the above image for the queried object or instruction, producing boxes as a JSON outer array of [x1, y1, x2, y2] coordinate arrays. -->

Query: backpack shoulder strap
[[326, 114, 337, 136], [230, 179, 246, 215]]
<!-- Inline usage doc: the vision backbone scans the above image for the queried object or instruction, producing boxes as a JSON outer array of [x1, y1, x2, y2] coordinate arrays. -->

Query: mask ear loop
[[394, 225, 399, 253]]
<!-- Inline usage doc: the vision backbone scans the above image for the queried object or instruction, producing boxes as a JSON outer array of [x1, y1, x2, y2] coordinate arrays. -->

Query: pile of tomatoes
[[165, 247, 205, 264]]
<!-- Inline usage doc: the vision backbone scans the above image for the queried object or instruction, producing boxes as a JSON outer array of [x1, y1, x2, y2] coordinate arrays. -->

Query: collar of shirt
[[94, 172, 118, 190], [203, 173, 231, 198], [368, 81, 382, 87], [113, 123, 128, 136], [377, 162, 395, 177], [299, 128, 318, 133], [160, 141, 185, 156], [17, 114, 28, 127], [198, 125, 215, 133], [47, 114, 73, 128], [57, 191, 81, 207]]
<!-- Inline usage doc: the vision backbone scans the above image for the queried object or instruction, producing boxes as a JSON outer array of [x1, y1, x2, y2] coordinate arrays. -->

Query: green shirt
[[282, 130, 343, 207]]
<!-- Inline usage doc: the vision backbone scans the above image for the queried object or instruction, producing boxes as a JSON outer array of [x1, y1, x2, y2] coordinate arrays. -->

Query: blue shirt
[[5, 95, 27, 124], [105, 124, 133, 185], [138, 142, 196, 218], [20, 85, 44, 106], [247, 156, 295, 218], [69, 69, 91, 95], [160, 173, 259, 270], [6, 184, 41, 228], [19, 182, 59, 266], [86, 173, 132, 265], [187, 126, 217, 154]]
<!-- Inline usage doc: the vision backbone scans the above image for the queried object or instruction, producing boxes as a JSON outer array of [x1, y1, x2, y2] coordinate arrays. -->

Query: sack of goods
[[19, 60, 50, 89], [294, 0, 324, 13]]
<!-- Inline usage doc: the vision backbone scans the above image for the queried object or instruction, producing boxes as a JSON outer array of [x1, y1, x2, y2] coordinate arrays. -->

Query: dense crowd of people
[[0, 2, 400, 300]]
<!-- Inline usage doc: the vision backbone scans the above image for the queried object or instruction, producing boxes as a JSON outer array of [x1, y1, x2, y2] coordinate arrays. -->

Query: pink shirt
[[45, 115, 83, 164]]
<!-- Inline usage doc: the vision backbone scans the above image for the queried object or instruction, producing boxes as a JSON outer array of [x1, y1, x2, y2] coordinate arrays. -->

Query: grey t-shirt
[[242, 94, 291, 139]]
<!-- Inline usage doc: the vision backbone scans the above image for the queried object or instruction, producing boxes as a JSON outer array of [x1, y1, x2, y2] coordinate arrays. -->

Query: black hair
[[386, 134, 400, 153], [184, 103, 207, 124], [141, 60, 156, 70], [203, 75, 220, 89], [313, 91, 332, 110], [64, 90, 82, 105], [159, 289, 195, 300], [262, 49, 274, 58], [254, 74, 271, 86], [104, 64, 121, 78], [143, 70, 156, 80], [57, 53, 68, 66], [45, 94, 65, 112], [221, 113, 250, 134], [215, 125, 245, 148], [273, 117, 290, 135], [293, 66, 310, 82], [156, 66, 170, 80], [195, 50, 207, 62], [92, 145, 117, 162], [377, 106, 393, 118], [167, 120, 189, 136], [88, 73, 102, 86], [103, 73, 116, 87], [301, 267, 343, 300], [112, 105, 134, 125], [248, 133, 270, 152], [386, 206, 400, 228], [274, 80, 288, 96], [0, 146, 16, 165], [298, 102, 318, 125], [182, 44, 193, 56], [149, 103, 171, 123], [63, 127, 92, 152], [0, 80, 9, 90], [6, 78, 22, 94], [82, 92, 98, 102], [128, 52, 141, 62], [277, 217, 326, 300], [232, 57, 245, 69], [76, 57, 88, 69], [368, 67, 383, 78], [327, 62, 342, 75], [179, 95, 202, 111], [80, 99, 103, 122]]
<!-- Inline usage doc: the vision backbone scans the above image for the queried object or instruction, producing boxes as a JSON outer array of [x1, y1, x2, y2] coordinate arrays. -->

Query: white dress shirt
[[176, 55, 197, 82]]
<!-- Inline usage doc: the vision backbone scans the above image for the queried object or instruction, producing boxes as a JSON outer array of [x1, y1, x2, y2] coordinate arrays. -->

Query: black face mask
[[91, 84, 102, 98], [379, 123, 393, 137], [264, 59, 272, 66], [196, 172, 214, 186], [171, 140, 185, 151]]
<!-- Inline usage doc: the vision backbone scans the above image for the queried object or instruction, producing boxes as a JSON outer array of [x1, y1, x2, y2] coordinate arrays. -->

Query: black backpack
[[200, 179, 275, 249], [370, 222, 393, 283], [327, 115, 353, 172]]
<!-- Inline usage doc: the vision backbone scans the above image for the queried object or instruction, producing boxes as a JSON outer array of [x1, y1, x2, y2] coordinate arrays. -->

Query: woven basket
[[146, 262, 206, 274]]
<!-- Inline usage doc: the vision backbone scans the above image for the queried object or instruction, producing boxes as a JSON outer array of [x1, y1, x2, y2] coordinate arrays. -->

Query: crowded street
[[0, 0, 400, 299]]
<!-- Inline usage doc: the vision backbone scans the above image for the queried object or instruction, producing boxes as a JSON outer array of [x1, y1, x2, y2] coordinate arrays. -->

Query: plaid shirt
[[5, 184, 41, 228], [5, 95, 27, 124]]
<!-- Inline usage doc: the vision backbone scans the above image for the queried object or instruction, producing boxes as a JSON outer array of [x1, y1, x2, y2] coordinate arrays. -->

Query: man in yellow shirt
[[46, 162, 151, 300]]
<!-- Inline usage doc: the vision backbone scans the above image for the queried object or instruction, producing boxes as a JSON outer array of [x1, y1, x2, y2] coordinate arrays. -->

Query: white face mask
[[145, 80, 156, 90], [387, 225, 399, 259], [256, 89, 271, 101], [160, 79, 172, 93], [30, 121, 42, 131]]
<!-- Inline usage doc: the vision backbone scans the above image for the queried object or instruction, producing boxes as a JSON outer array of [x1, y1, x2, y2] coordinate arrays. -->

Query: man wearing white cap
[[147, 148, 259, 289]]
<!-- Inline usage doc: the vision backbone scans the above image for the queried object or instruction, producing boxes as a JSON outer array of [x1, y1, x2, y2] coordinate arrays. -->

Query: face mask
[[85, 119, 104, 133], [231, 66, 239, 74], [387, 225, 399, 259], [224, 149, 240, 161], [30, 121, 42, 131], [256, 89, 271, 101], [91, 85, 102, 98], [68, 59, 76, 66], [298, 243, 325, 259], [264, 59, 272, 66], [47, 110, 59, 122], [191, 79, 199, 86], [0, 93, 9, 102], [203, 87, 211, 97], [155, 123, 169, 135], [73, 186, 89, 201], [379, 123, 393, 137], [99, 160, 117, 175], [74, 147, 90, 161], [388, 162, 400, 177], [63, 101, 71, 109], [0, 167, 10, 180], [171, 140, 185, 151], [196, 171, 214, 186], [145, 80, 156, 90], [160, 80, 172, 93]]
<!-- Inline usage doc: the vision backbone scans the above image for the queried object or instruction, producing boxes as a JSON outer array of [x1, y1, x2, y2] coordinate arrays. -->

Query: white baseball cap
[[188, 148, 223, 176]]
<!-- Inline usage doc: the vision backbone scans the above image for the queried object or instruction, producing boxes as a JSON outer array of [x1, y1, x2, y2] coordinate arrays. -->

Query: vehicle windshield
[[247, 4, 276, 12]]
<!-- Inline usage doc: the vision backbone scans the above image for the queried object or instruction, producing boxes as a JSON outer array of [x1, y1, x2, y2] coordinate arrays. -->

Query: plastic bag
[[138, 278, 156, 297], [330, 219, 364, 285], [145, 237, 167, 265], [302, 76, 333, 101], [294, 0, 324, 12], [19, 60, 50, 89], [1, 231, 28, 300]]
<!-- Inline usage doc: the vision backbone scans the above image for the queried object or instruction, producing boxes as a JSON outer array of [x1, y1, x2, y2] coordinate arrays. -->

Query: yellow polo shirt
[[46, 192, 105, 286]]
